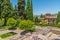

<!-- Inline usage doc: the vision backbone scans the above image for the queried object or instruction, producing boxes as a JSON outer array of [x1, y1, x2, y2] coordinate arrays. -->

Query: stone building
[[45, 14, 57, 24], [39, 13, 57, 24]]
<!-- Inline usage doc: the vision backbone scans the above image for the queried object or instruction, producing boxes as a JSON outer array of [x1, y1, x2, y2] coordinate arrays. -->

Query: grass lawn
[[0, 32, 17, 39]]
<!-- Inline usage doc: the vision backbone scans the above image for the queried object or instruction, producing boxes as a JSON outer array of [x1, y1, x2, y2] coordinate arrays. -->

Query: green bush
[[39, 21, 48, 27], [0, 18, 4, 26], [4, 26, 11, 29], [18, 20, 34, 31], [7, 18, 16, 28], [47, 24, 55, 26], [16, 19, 21, 27], [56, 22, 60, 28]]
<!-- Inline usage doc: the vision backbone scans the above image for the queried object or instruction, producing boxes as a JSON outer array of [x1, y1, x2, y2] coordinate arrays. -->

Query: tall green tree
[[57, 12, 60, 23], [7, 0, 14, 18], [34, 16, 39, 24], [0, 0, 3, 18], [18, 0, 26, 19], [40, 14, 44, 18], [1, 0, 13, 25], [0, 0, 1, 18], [13, 5, 18, 19], [26, 0, 33, 20]]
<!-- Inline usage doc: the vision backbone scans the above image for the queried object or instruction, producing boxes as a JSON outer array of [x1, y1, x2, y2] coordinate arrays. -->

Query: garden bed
[[0, 32, 17, 39]]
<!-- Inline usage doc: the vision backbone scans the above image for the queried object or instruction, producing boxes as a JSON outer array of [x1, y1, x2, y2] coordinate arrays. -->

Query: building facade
[[45, 14, 57, 24], [39, 13, 57, 24]]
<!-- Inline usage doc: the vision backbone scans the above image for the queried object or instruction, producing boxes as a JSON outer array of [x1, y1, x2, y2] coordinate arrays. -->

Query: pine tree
[[26, 0, 33, 20], [18, 0, 26, 19]]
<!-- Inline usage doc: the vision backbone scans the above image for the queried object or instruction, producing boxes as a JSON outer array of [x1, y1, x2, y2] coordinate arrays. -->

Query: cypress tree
[[40, 14, 44, 18], [18, 0, 26, 19], [0, 0, 4, 18], [26, 0, 33, 20], [57, 12, 60, 23], [13, 5, 18, 19], [0, 0, 1, 18], [7, 0, 14, 18], [1, 0, 13, 25], [35, 16, 39, 24]]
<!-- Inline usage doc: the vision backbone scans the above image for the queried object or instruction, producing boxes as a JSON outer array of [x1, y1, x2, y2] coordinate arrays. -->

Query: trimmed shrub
[[7, 18, 16, 28], [56, 22, 60, 28], [16, 19, 21, 27], [18, 20, 34, 31], [47, 24, 55, 26], [39, 21, 48, 27], [4, 26, 11, 29], [0, 18, 4, 26]]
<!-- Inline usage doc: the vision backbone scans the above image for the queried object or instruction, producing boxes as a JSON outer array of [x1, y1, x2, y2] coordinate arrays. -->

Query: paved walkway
[[0, 26, 60, 40], [0, 30, 11, 35], [4, 29, 23, 40]]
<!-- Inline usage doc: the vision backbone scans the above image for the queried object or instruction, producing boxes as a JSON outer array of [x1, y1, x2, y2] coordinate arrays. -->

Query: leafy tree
[[26, 0, 33, 20], [57, 12, 60, 23], [18, 0, 26, 19]]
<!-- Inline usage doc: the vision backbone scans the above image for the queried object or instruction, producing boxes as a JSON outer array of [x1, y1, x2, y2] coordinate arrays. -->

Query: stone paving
[[0, 26, 60, 40], [0, 30, 11, 35]]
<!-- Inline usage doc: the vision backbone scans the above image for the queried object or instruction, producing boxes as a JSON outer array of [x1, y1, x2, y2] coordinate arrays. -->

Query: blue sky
[[10, 0, 60, 15]]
